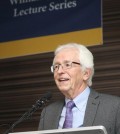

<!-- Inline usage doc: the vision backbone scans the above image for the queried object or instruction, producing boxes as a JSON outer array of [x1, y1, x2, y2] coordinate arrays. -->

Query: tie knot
[[66, 101, 75, 109]]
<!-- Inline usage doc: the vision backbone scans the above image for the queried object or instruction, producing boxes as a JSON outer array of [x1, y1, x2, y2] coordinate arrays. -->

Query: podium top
[[9, 126, 107, 134]]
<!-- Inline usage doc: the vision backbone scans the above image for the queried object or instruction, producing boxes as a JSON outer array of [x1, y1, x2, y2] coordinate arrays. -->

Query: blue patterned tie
[[63, 101, 75, 128]]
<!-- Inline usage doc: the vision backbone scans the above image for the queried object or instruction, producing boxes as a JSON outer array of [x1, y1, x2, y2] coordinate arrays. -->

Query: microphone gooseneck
[[3, 92, 52, 134]]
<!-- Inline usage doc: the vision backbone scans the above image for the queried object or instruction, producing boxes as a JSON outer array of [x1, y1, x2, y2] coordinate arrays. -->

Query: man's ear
[[83, 68, 92, 80]]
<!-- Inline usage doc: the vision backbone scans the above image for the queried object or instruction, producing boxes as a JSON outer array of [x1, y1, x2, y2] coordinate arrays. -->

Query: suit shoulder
[[99, 92, 120, 100], [99, 92, 120, 105]]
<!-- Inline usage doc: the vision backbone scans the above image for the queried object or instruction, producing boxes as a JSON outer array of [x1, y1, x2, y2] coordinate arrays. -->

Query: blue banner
[[0, 0, 102, 42], [0, 0, 102, 59]]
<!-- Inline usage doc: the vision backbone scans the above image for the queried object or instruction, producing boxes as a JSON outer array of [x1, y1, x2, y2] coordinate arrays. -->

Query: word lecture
[[12, 0, 77, 17]]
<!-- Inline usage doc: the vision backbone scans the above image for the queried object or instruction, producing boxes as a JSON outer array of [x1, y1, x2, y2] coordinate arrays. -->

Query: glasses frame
[[51, 61, 81, 73]]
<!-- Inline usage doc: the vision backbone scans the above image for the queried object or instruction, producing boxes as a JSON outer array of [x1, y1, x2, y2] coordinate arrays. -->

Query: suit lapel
[[51, 100, 65, 129], [83, 89, 100, 126]]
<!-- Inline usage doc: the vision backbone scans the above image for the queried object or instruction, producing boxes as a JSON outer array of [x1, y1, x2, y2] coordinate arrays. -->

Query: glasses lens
[[64, 62, 72, 69]]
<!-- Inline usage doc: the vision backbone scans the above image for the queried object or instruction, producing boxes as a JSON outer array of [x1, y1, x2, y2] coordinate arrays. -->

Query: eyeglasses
[[51, 61, 81, 73]]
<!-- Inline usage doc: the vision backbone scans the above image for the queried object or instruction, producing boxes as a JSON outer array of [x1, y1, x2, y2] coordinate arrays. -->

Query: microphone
[[3, 92, 52, 134]]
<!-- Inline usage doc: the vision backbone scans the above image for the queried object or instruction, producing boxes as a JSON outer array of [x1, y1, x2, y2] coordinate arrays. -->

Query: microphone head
[[40, 92, 52, 101], [36, 92, 52, 108], [44, 92, 52, 100]]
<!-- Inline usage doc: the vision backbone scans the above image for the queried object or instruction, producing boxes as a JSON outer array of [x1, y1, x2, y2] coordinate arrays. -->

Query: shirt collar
[[65, 86, 90, 111]]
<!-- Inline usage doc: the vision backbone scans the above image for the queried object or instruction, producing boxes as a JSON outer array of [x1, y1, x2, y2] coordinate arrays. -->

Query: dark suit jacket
[[38, 89, 120, 134]]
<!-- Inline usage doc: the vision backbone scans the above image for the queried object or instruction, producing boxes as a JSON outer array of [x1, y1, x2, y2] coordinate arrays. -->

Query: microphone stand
[[3, 92, 52, 134]]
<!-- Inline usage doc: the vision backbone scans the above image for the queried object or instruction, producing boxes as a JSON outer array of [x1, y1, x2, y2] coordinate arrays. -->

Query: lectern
[[9, 126, 107, 134]]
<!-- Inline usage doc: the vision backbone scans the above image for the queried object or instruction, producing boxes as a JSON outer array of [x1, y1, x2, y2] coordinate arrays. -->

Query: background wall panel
[[0, 0, 120, 133]]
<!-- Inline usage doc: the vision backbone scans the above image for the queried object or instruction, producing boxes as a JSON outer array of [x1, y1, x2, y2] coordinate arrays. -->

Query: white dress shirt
[[58, 87, 90, 128]]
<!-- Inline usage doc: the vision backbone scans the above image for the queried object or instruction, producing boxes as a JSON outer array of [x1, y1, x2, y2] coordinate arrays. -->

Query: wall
[[0, 0, 120, 133]]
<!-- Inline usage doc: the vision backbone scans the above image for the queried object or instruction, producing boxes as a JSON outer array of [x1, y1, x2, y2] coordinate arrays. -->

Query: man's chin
[[57, 84, 71, 91], [59, 87, 70, 92]]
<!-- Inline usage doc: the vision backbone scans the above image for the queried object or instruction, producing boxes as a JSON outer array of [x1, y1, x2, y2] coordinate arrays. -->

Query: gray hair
[[54, 43, 94, 86]]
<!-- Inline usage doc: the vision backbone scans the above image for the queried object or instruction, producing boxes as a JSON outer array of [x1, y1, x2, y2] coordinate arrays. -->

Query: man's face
[[53, 48, 89, 98]]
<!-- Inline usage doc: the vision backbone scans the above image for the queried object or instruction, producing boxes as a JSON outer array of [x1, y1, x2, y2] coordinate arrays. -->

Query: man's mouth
[[58, 78, 69, 82]]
